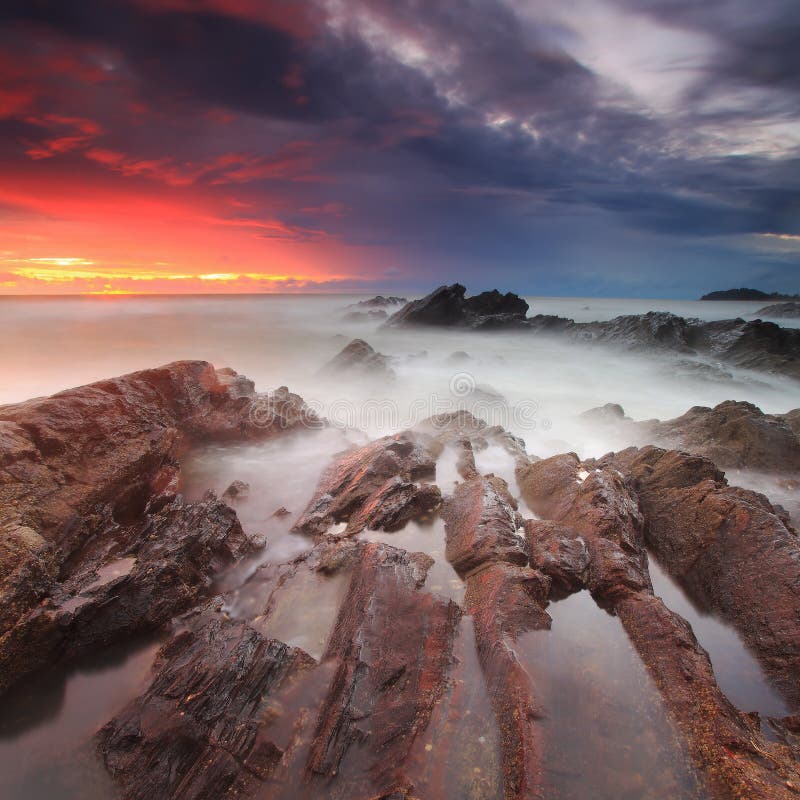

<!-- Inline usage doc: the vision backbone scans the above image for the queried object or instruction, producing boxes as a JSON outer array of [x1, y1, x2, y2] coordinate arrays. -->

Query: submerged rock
[[318, 338, 394, 378], [385, 284, 529, 329]]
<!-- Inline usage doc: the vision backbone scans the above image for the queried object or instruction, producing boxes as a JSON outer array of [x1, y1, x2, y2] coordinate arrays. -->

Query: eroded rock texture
[[0, 361, 317, 693], [292, 433, 439, 537]]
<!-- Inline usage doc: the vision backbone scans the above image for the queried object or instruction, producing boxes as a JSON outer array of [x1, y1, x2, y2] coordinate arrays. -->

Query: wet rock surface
[[5, 360, 800, 800], [0, 362, 317, 694], [291, 432, 438, 537], [594, 445, 800, 707]]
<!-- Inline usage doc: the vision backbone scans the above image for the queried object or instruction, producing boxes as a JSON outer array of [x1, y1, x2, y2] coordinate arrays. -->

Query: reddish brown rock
[[522, 446, 800, 798], [0, 493, 255, 695], [0, 361, 316, 550], [523, 519, 589, 599], [344, 477, 441, 534], [517, 453, 651, 605], [464, 563, 551, 800], [98, 613, 316, 800], [642, 400, 800, 472], [441, 474, 527, 578], [596, 445, 800, 703], [292, 434, 437, 537], [617, 593, 800, 800], [305, 542, 462, 797]]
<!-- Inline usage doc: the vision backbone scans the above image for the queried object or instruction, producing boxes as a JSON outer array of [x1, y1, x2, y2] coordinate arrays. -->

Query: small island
[[700, 287, 799, 301]]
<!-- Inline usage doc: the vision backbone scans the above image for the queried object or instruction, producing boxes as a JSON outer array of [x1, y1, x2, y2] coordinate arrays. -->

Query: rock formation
[[385, 284, 529, 329]]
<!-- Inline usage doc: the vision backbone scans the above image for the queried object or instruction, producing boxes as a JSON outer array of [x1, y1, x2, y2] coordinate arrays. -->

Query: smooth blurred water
[[1, 294, 797, 462]]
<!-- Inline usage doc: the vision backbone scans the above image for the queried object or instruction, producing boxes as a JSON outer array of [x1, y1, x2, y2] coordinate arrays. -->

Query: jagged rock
[[223, 479, 250, 501], [414, 410, 530, 466], [385, 284, 529, 329], [292, 433, 437, 537], [463, 563, 551, 800], [0, 493, 254, 695], [617, 593, 800, 800], [0, 362, 316, 696], [523, 519, 589, 599], [345, 477, 441, 534], [305, 542, 462, 796], [521, 446, 800, 798], [98, 613, 316, 800], [532, 309, 800, 380], [271, 506, 291, 518], [440, 441, 551, 798], [318, 338, 394, 378], [516, 453, 650, 606], [756, 301, 800, 318], [0, 360, 316, 549], [783, 408, 800, 438]]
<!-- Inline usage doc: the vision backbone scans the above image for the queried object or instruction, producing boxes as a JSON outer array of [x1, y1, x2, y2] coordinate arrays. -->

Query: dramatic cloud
[[0, 0, 797, 295]]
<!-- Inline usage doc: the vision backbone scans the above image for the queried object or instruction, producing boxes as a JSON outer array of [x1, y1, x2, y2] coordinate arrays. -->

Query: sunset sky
[[0, 0, 798, 296]]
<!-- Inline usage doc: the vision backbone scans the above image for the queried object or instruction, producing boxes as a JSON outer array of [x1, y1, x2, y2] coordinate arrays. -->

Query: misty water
[[1, 293, 798, 798]]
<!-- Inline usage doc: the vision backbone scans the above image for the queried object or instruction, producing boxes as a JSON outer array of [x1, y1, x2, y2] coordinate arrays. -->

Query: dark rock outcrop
[[701, 288, 797, 301], [385, 284, 529, 329], [349, 295, 407, 308], [318, 338, 394, 378]]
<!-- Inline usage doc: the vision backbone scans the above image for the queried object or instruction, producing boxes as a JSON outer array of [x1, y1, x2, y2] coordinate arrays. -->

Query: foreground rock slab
[[0, 361, 317, 695]]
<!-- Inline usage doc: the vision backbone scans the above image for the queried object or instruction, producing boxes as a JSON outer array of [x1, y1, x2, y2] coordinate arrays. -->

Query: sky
[[0, 0, 798, 297]]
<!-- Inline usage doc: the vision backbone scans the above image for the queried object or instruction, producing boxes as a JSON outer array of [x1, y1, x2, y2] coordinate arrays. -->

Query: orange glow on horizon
[[0, 166, 382, 295]]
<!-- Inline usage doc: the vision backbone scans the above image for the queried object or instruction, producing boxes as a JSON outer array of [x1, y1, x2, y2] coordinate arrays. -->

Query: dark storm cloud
[[1, 0, 798, 294]]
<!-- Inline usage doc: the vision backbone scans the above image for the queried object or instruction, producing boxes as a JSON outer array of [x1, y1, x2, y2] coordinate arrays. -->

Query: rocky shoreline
[[2, 343, 800, 799], [384, 284, 800, 381]]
